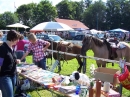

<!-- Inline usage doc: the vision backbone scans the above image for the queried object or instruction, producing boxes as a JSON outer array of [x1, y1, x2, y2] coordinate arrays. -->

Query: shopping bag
[[116, 65, 130, 90]]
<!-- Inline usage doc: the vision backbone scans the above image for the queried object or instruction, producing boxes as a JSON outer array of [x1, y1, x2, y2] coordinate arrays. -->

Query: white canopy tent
[[90, 29, 103, 34], [6, 23, 30, 29]]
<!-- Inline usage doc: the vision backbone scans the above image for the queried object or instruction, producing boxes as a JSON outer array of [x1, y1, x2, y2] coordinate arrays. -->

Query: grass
[[25, 50, 130, 97]]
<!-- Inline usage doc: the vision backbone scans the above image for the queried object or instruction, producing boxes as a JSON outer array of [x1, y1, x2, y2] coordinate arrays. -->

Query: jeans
[[0, 75, 16, 97], [15, 51, 25, 62], [35, 57, 46, 70]]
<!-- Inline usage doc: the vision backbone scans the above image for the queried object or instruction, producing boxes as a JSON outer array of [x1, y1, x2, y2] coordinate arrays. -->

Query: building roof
[[55, 18, 89, 29]]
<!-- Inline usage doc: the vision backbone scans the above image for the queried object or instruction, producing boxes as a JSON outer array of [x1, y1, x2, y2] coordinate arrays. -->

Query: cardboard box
[[94, 68, 119, 83]]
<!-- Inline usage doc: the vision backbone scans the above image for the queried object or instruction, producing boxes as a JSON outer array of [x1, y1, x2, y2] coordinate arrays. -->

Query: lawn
[[25, 50, 130, 97]]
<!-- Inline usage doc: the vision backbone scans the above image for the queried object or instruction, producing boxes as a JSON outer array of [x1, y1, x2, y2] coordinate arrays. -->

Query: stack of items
[[52, 75, 71, 90], [88, 80, 120, 97], [17, 64, 59, 86], [88, 67, 121, 97], [53, 71, 90, 94]]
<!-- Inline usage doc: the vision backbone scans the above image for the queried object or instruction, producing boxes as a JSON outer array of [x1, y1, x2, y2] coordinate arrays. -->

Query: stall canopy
[[109, 28, 129, 33], [6, 23, 30, 29], [90, 29, 102, 34], [30, 21, 74, 32]]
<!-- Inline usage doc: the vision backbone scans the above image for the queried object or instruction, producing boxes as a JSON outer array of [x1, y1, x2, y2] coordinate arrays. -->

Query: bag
[[116, 65, 130, 90], [15, 79, 31, 97]]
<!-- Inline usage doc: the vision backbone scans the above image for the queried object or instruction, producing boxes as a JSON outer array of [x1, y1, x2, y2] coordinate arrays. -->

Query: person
[[123, 33, 126, 41], [0, 31, 3, 45], [20, 33, 50, 70], [0, 30, 21, 97], [0, 31, 3, 40], [104, 32, 110, 39], [104, 32, 107, 39], [15, 35, 29, 62]]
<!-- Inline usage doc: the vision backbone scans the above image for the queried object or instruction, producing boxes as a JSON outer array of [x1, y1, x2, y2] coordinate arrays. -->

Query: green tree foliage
[[0, 12, 18, 29], [84, 0, 92, 8], [71, 1, 84, 20], [16, 3, 37, 27], [1, 0, 130, 30], [16, 0, 57, 27], [56, 0, 83, 20], [83, 1, 106, 30], [106, 0, 121, 29], [122, 0, 130, 29], [33, 0, 57, 25], [105, 0, 130, 30], [56, 0, 73, 19]]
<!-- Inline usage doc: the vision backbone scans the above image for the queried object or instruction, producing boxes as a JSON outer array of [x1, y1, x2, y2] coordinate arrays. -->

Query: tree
[[83, 1, 106, 30], [56, 0, 84, 20], [121, 0, 130, 29], [16, 0, 57, 27], [16, 3, 37, 27], [33, 0, 57, 25], [106, 0, 122, 29], [84, 0, 92, 8], [56, 0, 73, 19], [0, 12, 18, 29]]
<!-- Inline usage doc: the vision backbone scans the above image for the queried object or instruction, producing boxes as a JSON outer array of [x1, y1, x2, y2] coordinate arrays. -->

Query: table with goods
[[17, 63, 121, 97]]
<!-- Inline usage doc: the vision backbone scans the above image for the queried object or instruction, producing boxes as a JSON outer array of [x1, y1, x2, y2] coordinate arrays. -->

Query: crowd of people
[[0, 30, 50, 97]]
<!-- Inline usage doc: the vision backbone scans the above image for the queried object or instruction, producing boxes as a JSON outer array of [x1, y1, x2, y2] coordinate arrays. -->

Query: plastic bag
[[116, 66, 130, 90]]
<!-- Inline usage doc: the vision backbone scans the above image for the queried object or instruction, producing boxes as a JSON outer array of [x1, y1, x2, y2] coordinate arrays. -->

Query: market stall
[[17, 63, 121, 97]]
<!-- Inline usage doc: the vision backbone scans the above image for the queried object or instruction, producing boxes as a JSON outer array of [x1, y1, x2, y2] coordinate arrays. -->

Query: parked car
[[66, 35, 85, 46], [36, 33, 50, 41], [48, 35, 64, 42], [72, 34, 85, 40], [67, 31, 77, 40], [36, 34, 64, 42], [67, 31, 85, 40], [66, 33, 99, 46]]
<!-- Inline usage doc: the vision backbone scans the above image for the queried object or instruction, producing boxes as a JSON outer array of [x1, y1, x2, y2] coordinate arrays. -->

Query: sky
[[0, 0, 106, 14]]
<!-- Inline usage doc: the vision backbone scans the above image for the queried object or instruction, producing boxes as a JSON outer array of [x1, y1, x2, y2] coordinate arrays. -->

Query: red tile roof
[[55, 18, 89, 29]]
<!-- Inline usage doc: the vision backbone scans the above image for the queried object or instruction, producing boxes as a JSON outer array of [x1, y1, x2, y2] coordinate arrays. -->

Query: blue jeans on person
[[35, 57, 46, 70], [0, 75, 16, 97], [15, 51, 25, 62]]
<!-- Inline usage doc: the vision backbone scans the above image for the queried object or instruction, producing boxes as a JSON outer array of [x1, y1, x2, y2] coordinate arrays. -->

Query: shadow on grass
[[27, 87, 68, 97]]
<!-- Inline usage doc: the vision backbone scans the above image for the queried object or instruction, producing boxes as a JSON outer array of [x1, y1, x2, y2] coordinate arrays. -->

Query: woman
[[0, 30, 21, 97], [20, 33, 50, 70], [15, 34, 29, 62]]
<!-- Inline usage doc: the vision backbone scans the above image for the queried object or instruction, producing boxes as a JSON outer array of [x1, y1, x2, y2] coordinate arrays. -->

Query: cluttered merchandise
[[16, 59, 130, 97]]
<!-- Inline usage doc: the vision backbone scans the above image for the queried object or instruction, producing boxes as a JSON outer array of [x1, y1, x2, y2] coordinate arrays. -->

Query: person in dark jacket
[[0, 30, 21, 97]]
